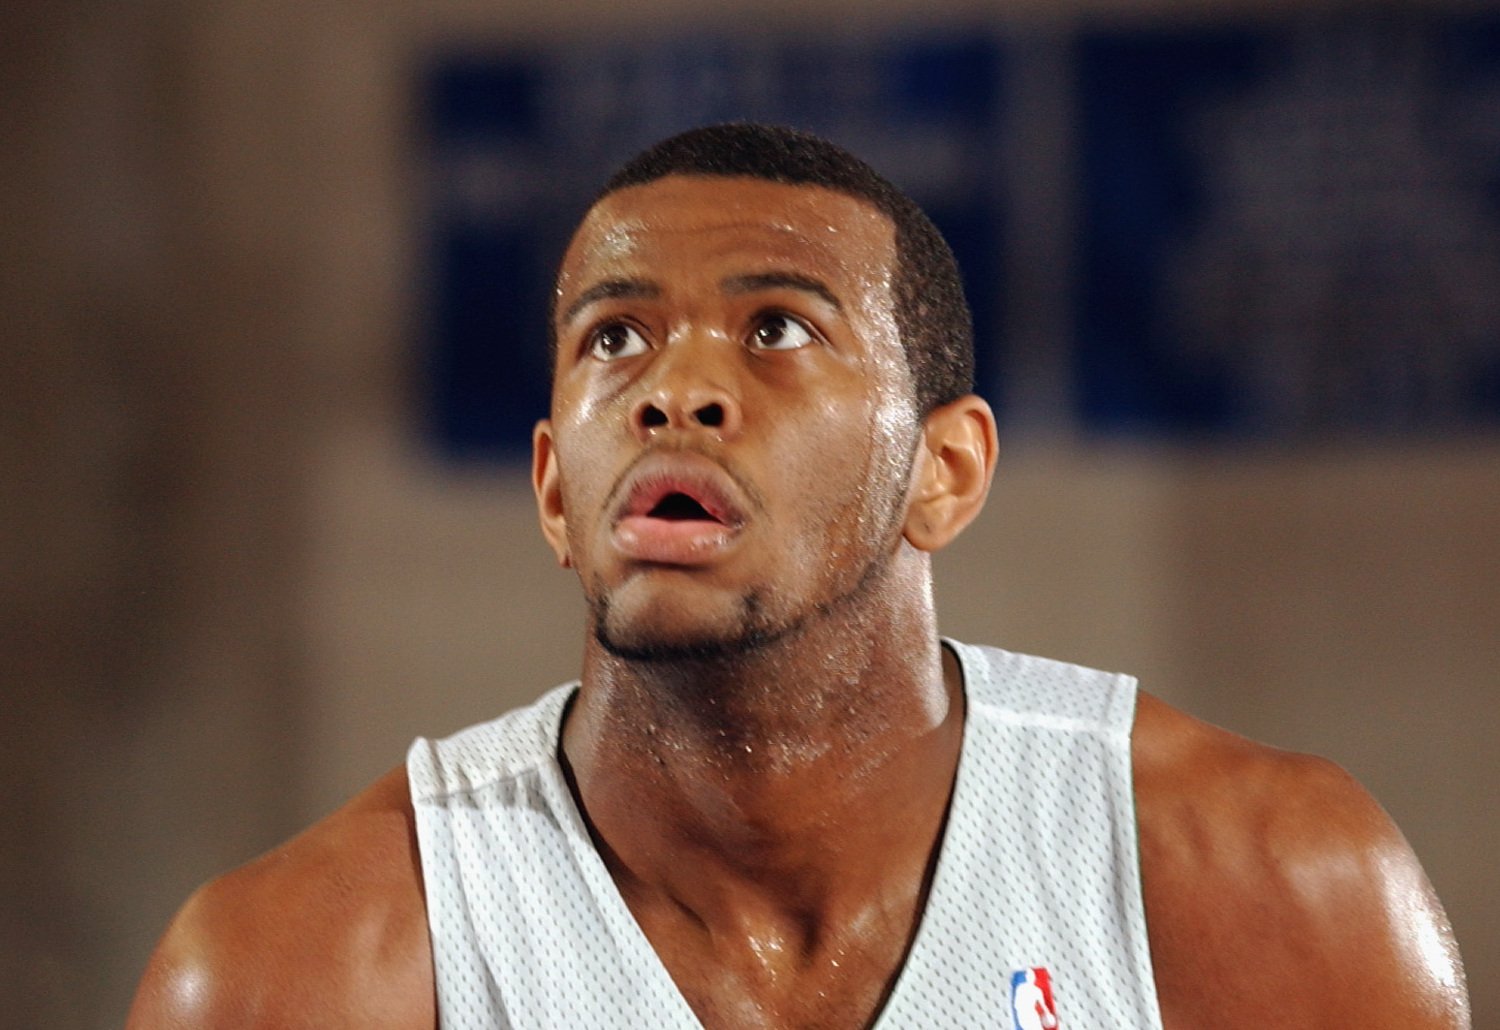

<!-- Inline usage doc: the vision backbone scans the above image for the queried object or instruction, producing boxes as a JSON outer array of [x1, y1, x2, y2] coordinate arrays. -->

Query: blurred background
[[5, 0, 1497, 1025]]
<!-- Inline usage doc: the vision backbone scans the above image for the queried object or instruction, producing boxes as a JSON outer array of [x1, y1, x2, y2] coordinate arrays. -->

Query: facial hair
[[587, 438, 917, 667]]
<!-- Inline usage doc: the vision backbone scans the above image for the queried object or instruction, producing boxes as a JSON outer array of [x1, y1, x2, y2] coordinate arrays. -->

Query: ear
[[532, 419, 571, 568], [903, 394, 998, 553]]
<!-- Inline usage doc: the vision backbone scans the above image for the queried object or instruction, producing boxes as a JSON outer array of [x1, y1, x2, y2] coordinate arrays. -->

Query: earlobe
[[532, 420, 571, 568], [902, 395, 999, 552]]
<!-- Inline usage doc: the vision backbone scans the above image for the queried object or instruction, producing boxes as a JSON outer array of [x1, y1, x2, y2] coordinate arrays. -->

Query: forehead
[[556, 175, 898, 308]]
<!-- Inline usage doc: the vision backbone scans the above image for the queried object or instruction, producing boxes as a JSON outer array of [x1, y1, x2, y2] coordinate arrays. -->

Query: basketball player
[[128, 124, 1469, 1028]]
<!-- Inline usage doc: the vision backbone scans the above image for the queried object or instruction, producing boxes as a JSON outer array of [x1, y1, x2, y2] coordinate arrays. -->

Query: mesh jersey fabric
[[406, 640, 1165, 1029]]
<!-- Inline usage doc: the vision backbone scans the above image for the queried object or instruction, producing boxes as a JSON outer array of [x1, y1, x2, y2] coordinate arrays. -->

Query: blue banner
[[420, 13, 1500, 456], [1077, 11, 1500, 438]]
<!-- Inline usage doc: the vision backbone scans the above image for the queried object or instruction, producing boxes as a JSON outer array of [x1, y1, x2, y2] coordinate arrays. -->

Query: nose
[[630, 338, 743, 441]]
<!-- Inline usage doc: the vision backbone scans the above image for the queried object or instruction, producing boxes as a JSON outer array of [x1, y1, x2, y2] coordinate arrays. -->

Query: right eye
[[588, 323, 649, 361]]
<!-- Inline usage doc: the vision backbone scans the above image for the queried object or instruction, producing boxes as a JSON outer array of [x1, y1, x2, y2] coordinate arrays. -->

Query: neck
[[560, 552, 964, 937]]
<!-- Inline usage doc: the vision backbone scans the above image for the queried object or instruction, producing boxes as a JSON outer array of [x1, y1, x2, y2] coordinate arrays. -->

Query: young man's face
[[534, 174, 925, 661]]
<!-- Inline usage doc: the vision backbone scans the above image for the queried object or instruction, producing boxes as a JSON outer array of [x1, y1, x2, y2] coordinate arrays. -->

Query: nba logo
[[1010, 966, 1059, 1030]]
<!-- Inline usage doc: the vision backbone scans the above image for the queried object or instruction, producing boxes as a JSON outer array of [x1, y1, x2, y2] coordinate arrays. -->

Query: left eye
[[749, 314, 815, 351], [588, 322, 649, 361]]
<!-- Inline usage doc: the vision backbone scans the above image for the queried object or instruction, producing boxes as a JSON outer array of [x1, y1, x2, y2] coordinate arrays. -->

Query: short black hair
[[584, 123, 975, 415]]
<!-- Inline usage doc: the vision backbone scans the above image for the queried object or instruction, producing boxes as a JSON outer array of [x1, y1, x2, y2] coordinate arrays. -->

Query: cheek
[[866, 390, 921, 483], [776, 382, 917, 561], [826, 354, 921, 486], [552, 368, 625, 435], [561, 373, 621, 430], [552, 421, 616, 545]]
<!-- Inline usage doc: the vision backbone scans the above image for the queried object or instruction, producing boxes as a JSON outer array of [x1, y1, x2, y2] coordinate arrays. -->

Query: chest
[[413, 659, 1166, 1027], [422, 776, 1163, 1028], [662, 945, 902, 1030], [631, 901, 915, 1030]]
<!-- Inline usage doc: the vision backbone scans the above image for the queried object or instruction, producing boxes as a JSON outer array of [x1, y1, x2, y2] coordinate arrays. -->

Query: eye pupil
[[753, 314, 812, 350], [591, 323, 643, 360]]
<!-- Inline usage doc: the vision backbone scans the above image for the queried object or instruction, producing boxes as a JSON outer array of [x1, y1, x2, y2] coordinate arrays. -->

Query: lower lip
[[613, 515, 738, 565]]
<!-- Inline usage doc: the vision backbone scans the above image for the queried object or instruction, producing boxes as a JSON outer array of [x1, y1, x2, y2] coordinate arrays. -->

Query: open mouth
[[611, 461, 746, 564], [647, 492, 720, 523]]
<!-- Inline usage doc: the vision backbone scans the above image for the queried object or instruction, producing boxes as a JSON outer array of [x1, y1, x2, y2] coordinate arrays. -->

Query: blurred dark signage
[[1077, 12, 1500, 438], [420, 13, 1500, 459]]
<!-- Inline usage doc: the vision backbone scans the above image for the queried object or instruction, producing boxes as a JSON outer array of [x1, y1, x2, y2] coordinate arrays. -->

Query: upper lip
[[610, 451, 750, 529]]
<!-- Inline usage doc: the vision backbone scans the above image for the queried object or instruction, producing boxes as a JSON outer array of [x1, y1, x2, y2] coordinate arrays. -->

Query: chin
[[590, 587, 796, 664], [594, 629, 764, 664]]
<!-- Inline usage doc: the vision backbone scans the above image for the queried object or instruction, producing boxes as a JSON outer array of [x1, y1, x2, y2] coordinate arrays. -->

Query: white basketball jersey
[[407, 641, 1165, 1028]]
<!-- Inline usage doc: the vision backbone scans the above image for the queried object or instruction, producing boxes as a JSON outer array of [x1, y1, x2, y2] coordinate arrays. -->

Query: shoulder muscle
[[127, 766, 434, 1029], [1133, 693, 1469, 1029]]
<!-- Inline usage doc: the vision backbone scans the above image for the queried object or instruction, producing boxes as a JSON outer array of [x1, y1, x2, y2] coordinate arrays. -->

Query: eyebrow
[[721, 272, 843, 311], [558, 270, 843, 327], [559, 278, 661, 326]]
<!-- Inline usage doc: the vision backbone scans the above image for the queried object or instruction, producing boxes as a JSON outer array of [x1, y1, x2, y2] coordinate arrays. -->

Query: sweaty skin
[[128, 176, 1470, 1029]]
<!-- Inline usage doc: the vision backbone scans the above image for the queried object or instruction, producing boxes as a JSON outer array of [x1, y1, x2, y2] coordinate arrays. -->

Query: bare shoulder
[[127, 766, 434, 1030], [1131, 692, 1469, 1029]]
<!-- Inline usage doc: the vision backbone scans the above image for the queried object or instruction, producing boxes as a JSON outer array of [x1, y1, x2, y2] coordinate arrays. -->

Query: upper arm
[[1135, 696, 1470, 1028], [126, 877, 266, 1029], [127, 767, 435, 1030], [1266, 756, 1468, 1025]]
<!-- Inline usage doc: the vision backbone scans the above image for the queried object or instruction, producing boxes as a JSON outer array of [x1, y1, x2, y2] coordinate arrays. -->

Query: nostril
[[640, 404, 669, 429], [694, 403, 724, 428]]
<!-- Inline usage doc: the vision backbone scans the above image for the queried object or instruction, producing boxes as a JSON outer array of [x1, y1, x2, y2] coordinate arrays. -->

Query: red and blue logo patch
[[1009, 966, 1059, 1030]]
